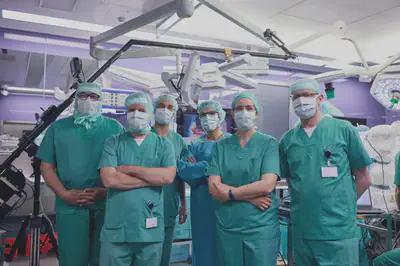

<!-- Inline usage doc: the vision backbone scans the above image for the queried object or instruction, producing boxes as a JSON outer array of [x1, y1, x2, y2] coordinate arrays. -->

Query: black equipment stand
[[0, 39, 136, 266]]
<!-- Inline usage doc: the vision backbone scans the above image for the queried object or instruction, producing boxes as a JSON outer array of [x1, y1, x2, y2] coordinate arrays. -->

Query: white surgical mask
[[200, 114, 219, 132], [235, 110, 256, 130], [77, 98, 100, 115], [155, 108, 174, 125], [127, 111, 151, 133], [293, 96, 318, 119]]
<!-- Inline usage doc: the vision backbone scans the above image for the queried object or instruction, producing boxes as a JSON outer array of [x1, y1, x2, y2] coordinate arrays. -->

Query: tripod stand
[[3, 157, 58, 266]]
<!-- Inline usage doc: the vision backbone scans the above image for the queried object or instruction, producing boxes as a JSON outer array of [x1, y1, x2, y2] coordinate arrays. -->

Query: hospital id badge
[[321, 166, 338, 178], [146, 217, 158, 229]]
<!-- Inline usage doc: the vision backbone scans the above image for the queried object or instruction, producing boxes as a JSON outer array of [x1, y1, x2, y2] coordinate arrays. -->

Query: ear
[[255, 112, 259, 120], [230, 110, 235, 120]]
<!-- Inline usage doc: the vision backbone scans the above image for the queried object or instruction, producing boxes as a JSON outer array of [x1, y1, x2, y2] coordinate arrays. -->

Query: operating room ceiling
[[0, 0, 400, 69]]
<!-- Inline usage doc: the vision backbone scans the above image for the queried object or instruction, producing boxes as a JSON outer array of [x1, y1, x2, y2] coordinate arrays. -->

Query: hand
[[60, 190, 94, 206], [211, 183, 229, 202], [187, 157, 197, 164], [179, 206, 187, 224], [84, 188, 107, 201], [248, 195, 272, 211]]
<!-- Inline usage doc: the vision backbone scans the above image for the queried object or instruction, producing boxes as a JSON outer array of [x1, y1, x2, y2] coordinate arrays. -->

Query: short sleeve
[[98, 136, 119, 169], [346, 124, 373, 170], [36, 124, 56, 164], [394, 152, 400, 185], [206, 142, 221, 177], [161, 139, 177, 168], [261, 138, 281, 178], [279, 137, 291, 179]]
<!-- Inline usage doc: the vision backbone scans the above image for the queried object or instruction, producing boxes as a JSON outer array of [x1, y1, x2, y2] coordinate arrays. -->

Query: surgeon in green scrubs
[[208, 92, 281, 266], [279, 78, 373, 266], [151, 94, 188, 266], [373, 151, 400, 266], [37, 83, 125, 266], [99, 92, 176, 266]]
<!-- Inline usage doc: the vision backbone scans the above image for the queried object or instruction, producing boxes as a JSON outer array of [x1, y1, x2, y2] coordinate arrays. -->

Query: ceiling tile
[[283, 0, 400, 25]]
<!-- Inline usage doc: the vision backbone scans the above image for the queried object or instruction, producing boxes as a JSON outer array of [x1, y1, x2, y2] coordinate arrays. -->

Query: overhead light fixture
[[267, 69, 292, 76], [1, 9, 221, 48], [4, 33, 88, 49], [7, 86, 54, 94], [291, 73, 312, 78], [333, 78, 348, 83]]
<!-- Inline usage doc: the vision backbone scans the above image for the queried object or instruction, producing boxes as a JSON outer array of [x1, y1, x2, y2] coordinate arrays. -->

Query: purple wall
[[386, 110, 400, 124], [0, 95, 61, 134], [326, 79, 387, 127]]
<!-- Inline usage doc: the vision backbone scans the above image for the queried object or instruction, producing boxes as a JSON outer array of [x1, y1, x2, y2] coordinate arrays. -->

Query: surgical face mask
[[155, 108, 174, 125], [235, 110, 256, 131], [293, 96, 318, 120], [76, 98, 100, 115], [127, 111, 151, 132], [200, 114, 219, 132]]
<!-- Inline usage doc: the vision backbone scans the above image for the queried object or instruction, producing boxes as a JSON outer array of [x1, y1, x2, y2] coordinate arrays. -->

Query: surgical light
[[370, 74, 400, 111]]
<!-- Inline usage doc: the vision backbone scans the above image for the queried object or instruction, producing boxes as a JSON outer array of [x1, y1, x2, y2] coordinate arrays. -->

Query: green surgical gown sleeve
[[394, 152, 400, 185], [346, 124, 373, 171], [178, 142, 209, 187], [206, 143, 220, 177], [161, 139, 177, 168], [36, 124, 56, 164], [98, 135, 119, 169], [278, 137, 290, 179], [261, 138, 281, 177]]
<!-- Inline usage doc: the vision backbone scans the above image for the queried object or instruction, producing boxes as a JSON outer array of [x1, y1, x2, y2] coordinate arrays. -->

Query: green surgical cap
[[125, 92, 153, 117], [231, 92, 259, 113], [75, 82, 103, 100], [198, 100, 226, 123], [154, 94, 178, 113], [290, 78, 320, 94]]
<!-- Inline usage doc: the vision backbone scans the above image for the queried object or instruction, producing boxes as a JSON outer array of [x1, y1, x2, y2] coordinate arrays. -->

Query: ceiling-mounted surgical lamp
[[371, 73, 400, 111]]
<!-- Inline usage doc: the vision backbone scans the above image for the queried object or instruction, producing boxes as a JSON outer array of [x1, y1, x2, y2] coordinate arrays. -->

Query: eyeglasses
[[199, 111, 217, 118], [234, 105, 256, 112], [291, 93, 318, 101], [157, 103, 174, 111], [77, 93, 100, 101]]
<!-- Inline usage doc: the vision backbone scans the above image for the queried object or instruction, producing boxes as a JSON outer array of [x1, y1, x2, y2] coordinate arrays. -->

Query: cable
[[366, 137, 390, 212], [278, 251, 287, 266], [26, 182, 34, 200]]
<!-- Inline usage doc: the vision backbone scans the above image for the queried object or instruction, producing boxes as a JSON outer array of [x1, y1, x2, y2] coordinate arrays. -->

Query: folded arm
[[209, 174, 277, 203], [117, 165, 176, 186], [100, 167, 152, 190]]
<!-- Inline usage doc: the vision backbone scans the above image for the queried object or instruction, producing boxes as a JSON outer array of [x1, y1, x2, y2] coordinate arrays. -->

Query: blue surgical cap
[[75, 82, 103, 100], [198, 100, 226, 123], [154, 94, 178, 113], [231, 92, 259, 113], [290, 78, 320, 94], [125, 92, 153, 118]]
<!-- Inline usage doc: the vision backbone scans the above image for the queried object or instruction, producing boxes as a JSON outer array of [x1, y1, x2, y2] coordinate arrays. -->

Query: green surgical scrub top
[[98, 132, 176, 243], [207, 131, 281, 240], [36, 116, 124, 214], [394, 152, 400, 185], [151, 127, 189, 227], [279, 116, 372, 240]]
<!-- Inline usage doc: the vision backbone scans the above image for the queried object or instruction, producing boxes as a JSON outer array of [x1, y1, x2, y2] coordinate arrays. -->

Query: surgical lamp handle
[[0, 39, 136, 172]]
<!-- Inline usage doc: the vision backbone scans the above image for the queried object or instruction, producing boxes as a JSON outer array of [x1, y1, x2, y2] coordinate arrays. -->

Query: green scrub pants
[[216, 234, 280, 266], [99, 241, 163, 266], [373, 248, 400, 266], [56, 209, 104, 266], [160, 225, 175, 266], [293, 238, 359, 266]]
